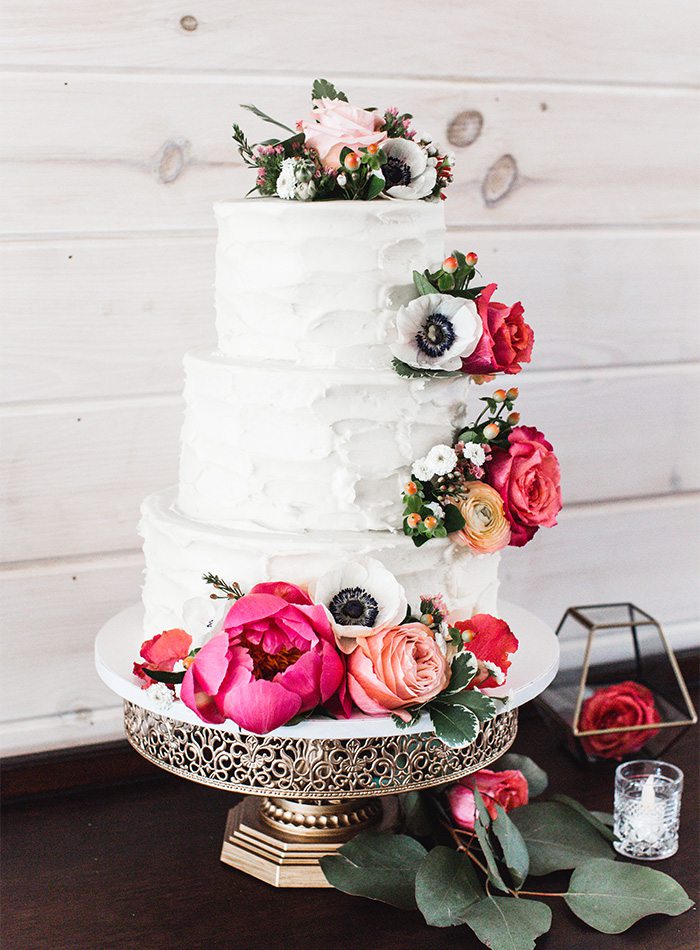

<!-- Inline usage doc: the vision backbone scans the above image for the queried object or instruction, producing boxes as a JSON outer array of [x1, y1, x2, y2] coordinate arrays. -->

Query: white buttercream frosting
[[140, 489, 500, 635]]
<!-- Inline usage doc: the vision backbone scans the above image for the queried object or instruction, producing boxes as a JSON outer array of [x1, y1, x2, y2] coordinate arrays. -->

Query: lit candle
[[631, 774, 663, 844], [614, 760, 684, 861]]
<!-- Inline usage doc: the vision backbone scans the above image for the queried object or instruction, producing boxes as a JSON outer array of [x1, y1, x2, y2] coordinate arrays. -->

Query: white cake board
[[95, 600, 559, 739]]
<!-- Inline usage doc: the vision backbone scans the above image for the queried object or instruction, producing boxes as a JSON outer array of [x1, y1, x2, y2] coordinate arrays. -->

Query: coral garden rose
[[447, 768, 529, 830], [181, 581, 345, 734], [579, 681, 661, 760], [461, 283, 534, 376], [300, 98, 387, 170], [487, 425, 562, 547], [347, 623, 449, 717], [133, 628, 192, 688], [452, 481, 511, 554], [452, 614, 519, 689]]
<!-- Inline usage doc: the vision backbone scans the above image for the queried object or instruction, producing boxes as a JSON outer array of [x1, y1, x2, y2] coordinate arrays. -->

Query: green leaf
[[140, 668, 184, 685], [391, 357, 462, 380], [415, 846, 482, 927], [550, 794, 616, 842], [365, 172, 385, 200], [464, 896, 552, 950], [472, 787, 510, 894], [565, 858, 693, 934], [311, 78, 348, 102], [400, 791, 437, 838], [239, 103, 295, 134], [443, 651, 478, 694], [455, 688, 498, 722], [443, 503, 466, 533], [510, 802, 612, 876], [320, 832, 427, 910], [590, 810, 615, 827], [492, 804, 529, 888], [412, 270, 437, 296], [429, 697, 479, 748], [437, 272, 455, 292], [491, 754, 548, 798]]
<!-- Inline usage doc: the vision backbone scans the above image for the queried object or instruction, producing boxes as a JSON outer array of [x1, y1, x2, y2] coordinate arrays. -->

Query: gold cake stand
[[96, 602, 558, 887]]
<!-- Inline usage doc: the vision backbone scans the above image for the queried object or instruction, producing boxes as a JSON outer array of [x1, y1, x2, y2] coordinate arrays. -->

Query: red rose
[[447, 768, 529, 831], [452, 614, 519, 689], [487, 425, 562, 547], [579, 681, 661, 760], [133, 628, 192, 688], [461, 283, 534, 376]]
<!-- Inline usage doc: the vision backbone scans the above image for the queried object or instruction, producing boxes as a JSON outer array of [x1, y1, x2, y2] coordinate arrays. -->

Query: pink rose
[[181, 582, 346, 734], [579, 681, 661, 760], [133, 628, 192, 688], [461, 284, 534, 376], [487, 425, 562, 546], [347, 623, 449, 717], [452, 614, 519, 689], [300, 98, 387, 170], [447, 768, 529, 830]]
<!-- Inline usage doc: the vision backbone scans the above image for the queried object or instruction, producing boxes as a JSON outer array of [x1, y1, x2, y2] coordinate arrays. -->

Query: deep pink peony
[[347, 623, 449, 717], [180, 582, 346, 734], [300, 98, 387, 170], [486, 425, 562, 546], [447, 768, 529, 830], [452, 614, 519, 689], [133, 628, 192, 688], [461, 283, 534, 376]]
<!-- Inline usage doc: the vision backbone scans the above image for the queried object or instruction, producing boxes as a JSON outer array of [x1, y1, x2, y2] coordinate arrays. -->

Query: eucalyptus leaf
[[429, 698, 479, 748], [239, 103, 295, 134], [311, 78, 348, 102], [510, 802, 611, 875], [565, 858, 693, 934], [320, 832, 427, 910], [415, 846, 482, 927], [400, 791, 436, 838], [550, 794, 616, 842], [444, 651, 478, 694], [472, 787, 509, 894], [590, 810, 614, 827], [412, 270, 436, 296], [492, 754, 548, 797], [492, 804, 529, 888], [464, 896, 552, 950]]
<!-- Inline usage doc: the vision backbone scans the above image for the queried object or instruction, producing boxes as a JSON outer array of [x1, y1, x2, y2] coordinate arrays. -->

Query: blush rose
[[447, 768, 529, 830], [461, 283, 534, 376], [347, 622, 449, 718], [579, 681, 661, 759], [300, 98, 387, 170], [487, 425, 562, 547]]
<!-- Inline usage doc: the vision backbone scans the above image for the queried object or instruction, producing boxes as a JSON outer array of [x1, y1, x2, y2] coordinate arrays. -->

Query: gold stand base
[[221, 796, 399, 888]]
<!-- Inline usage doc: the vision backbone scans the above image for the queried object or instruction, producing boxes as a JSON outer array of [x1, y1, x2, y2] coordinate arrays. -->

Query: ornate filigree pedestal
[[97, 602, 556, 888]]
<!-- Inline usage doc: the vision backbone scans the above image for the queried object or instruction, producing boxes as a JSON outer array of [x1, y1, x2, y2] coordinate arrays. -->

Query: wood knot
[[180, 15, 198, 31], [447, 111, 483, 148], [482, 154, 518, 206], [152, 138, 190, 184]]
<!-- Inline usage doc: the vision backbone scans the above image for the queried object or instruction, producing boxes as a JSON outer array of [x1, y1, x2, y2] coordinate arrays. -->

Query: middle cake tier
[[178, 350, 472, 533]]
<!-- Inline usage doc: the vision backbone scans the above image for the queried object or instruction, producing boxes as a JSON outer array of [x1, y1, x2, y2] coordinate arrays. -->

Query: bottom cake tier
[[140, 489, 500, 634]]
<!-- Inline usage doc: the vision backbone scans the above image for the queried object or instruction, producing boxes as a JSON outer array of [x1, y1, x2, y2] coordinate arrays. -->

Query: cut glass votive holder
[[613, 760, 683, 860]]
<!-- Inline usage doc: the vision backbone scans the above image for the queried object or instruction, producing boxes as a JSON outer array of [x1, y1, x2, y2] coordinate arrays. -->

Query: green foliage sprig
[[321, 755, 694, 947], [202, 572, 245, 600]]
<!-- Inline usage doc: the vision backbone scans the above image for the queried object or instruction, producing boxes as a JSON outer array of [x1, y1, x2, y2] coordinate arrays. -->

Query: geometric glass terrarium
[[536, 603, 697, 764]]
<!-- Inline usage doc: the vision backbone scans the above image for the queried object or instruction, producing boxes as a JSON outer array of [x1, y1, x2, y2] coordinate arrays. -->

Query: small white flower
[[381, 137, 437, 200], [337, 173, 347, 187], [435, 623, 449, 657], [276, 158, 298, 200], [311, 558, 408, 653], [412, 456, 434, 481], [426, 501, 445, 519], [182, 595, 227, 646], [481, 660, 506, 685], [462, 442, 487, 466], [426, 444, 458, 477], [145, 682, 175, 712], [390, 293, 482, 372]]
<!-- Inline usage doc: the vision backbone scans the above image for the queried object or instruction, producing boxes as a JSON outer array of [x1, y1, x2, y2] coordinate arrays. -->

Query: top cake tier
[[214, 199, 445, 368]]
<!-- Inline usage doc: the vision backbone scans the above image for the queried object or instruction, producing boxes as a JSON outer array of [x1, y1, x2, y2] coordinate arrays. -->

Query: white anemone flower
[[426, 444, 458, 477], [182, 595, 227, 646], [390, 293, 482, 372], [311, 557, 408, 653], [381, 137, 437, 199]]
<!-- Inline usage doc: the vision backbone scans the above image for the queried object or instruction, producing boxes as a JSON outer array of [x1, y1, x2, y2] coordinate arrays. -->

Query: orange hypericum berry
[[407, 513, 422, 528], [344, 152, 360, 171], [473, 374, 496, 385], [493, 389, 507, 401], [484, 422, 501, 440], [183, 655, 195, 669], [422, 613, 435, 626], [461, 628, 475, 643], [442, 255, 458, 273], [424, 515, 438, 530], [367, 143, 379, 155], [507, 411, 521, 425], [507, 387, 519, 400], [405, 481, 418, 495], [465, 252, 478, 266]]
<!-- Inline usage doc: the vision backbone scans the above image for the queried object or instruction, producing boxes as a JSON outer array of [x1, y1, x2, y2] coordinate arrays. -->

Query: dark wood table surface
[[2, 704, 697, 950]]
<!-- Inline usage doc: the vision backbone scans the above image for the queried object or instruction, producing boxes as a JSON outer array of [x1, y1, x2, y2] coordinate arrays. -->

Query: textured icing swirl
[[141, 489, 500, 635], [177, 350, 472, 533], [214, 199, 445, 368]]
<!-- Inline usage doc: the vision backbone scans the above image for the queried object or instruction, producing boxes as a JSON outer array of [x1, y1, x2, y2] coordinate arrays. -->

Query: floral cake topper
[[232, 78, 454, 202]]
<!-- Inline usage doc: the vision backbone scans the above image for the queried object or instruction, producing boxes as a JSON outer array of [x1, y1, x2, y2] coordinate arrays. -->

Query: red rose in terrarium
[[578, 680, 661, 760]]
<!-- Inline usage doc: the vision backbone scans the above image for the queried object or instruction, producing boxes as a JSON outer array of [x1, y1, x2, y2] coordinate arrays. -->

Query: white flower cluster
[[412, 444, 458, 481], [462, 442, 487, 466], [276, 157, 317, 201], [145, 681, 175, 712]]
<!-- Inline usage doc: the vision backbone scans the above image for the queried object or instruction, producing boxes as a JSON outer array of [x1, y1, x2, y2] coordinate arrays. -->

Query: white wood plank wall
[[1, 2, 699, 754]]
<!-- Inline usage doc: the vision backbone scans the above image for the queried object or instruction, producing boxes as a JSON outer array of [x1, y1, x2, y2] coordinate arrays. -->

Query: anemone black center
[[415, 312, 456, 357], [328, 587, 380, 627], [382, 156, 412, 188]]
